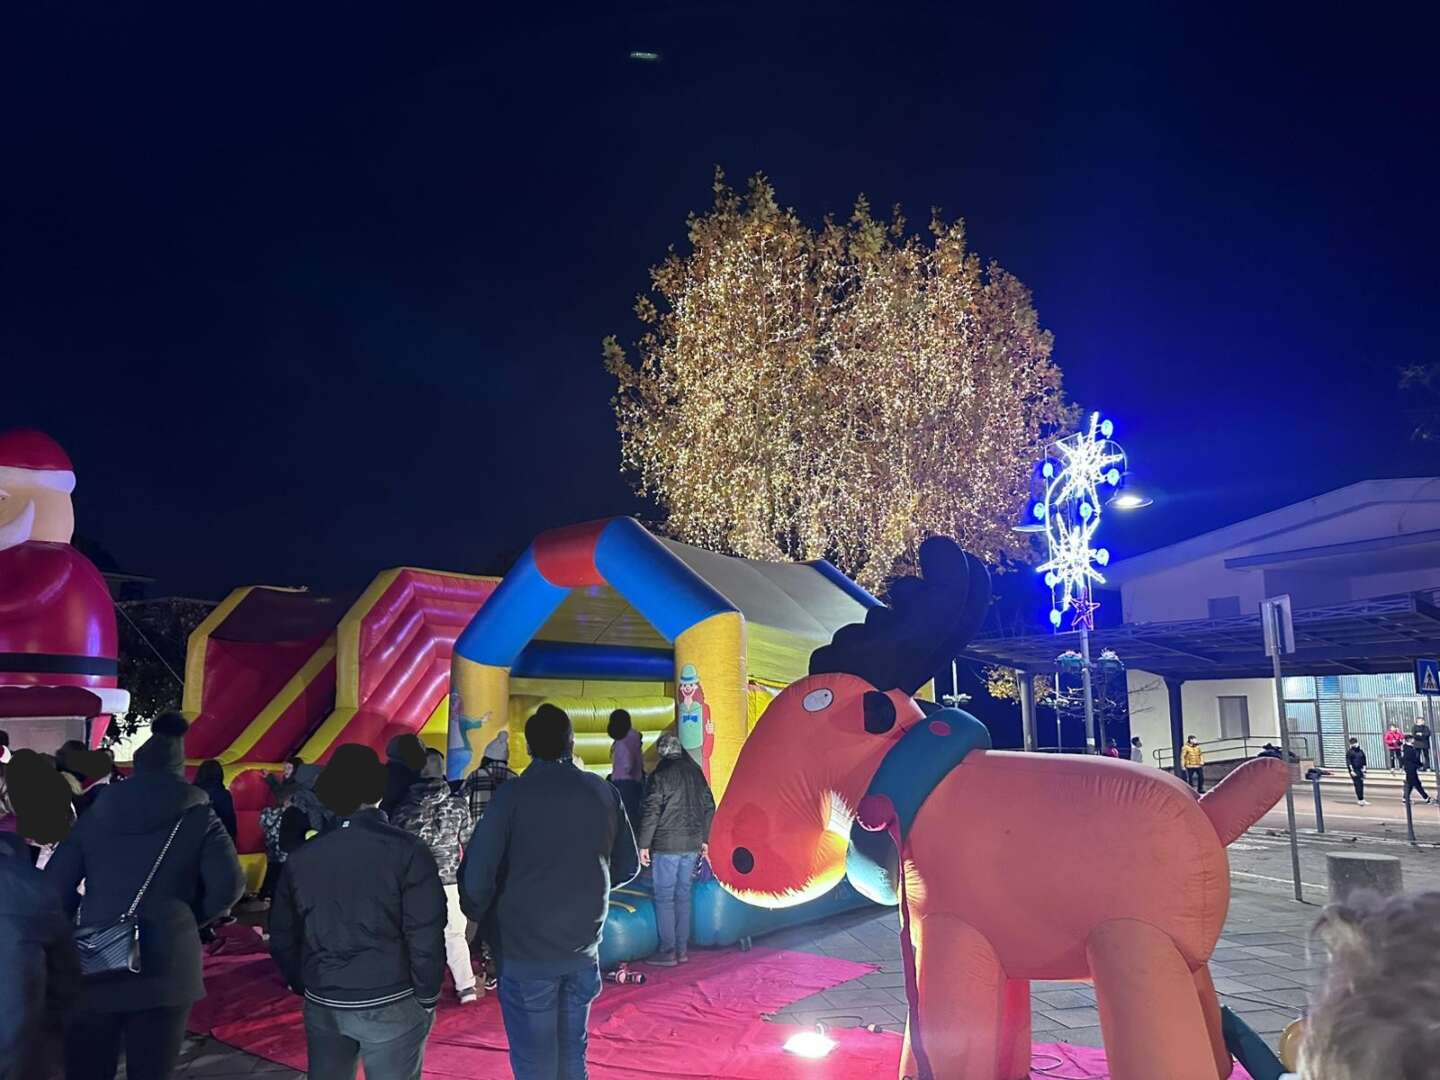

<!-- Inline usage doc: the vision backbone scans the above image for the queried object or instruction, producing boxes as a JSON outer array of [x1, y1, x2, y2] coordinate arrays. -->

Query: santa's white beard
[[0, 499, 35, 552]]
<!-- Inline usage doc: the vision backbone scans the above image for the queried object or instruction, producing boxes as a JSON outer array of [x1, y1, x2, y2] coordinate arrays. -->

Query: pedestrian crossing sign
[[1416, 658, 1440, 695]]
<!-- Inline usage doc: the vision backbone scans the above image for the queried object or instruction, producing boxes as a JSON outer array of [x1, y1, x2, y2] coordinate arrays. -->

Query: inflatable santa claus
[[0, 429, 127, 743]]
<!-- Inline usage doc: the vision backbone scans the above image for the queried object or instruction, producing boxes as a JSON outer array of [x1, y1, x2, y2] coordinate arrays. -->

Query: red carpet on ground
[[190, 929, 1253, 1079]]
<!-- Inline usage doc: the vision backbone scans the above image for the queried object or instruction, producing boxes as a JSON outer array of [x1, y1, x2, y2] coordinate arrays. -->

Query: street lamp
[[1030, 412, 1141, 752]]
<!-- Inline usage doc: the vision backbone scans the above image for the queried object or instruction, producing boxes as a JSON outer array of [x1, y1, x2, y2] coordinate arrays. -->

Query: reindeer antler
[[809, 537, 991, 694]]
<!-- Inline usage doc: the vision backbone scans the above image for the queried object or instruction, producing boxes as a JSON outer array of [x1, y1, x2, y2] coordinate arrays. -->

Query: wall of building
[[1126, 670, 1280, 765]]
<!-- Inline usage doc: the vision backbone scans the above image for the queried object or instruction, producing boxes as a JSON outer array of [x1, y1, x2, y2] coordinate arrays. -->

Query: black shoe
[[484, 973, 498, 992], [644, 952, 679, 968]]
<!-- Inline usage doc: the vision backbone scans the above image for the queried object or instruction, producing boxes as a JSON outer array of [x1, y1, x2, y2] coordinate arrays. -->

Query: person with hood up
[[392, 747, 480, 1003], [47, 713, 245, 1080], [382, 732, 427, 815], [0, 749, 79, 1080], [269, 743, 446, 1080], [193, 759, 237, 841], [636, 731, 715, 967]]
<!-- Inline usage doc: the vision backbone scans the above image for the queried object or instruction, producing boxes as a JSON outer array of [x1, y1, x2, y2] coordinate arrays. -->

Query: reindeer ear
[[809, 537, 993, 695]]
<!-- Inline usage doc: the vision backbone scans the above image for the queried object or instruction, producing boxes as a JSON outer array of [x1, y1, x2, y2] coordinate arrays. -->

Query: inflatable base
[[600, 872, 873, 968]]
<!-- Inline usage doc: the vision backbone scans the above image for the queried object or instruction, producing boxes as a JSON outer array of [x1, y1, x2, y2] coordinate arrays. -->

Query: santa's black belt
[[0, 653, 118, 676]]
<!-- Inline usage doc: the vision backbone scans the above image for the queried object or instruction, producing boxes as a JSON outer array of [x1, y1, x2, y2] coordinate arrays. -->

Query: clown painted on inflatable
[[710, 537, 1289, 1080]]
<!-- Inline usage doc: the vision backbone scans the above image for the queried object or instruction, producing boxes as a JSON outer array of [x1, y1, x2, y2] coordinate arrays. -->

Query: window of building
[[1208, 595, 1242, 619], [1218, 695, 1250, 739]]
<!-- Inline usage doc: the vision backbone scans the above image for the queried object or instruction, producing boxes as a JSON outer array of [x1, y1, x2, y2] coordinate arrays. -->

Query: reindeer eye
[[802, 688, 834, 712]]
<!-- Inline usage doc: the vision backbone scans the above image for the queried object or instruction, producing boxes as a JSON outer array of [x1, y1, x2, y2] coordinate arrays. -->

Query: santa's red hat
[[0, 429, 76, 493]]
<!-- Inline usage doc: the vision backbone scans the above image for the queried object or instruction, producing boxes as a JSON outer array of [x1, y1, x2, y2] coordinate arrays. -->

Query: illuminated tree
[[605, 170, 1074, 590]]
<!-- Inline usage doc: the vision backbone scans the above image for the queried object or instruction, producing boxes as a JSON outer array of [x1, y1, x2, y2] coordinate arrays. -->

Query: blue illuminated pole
[[1032, 413, 1128, 753]]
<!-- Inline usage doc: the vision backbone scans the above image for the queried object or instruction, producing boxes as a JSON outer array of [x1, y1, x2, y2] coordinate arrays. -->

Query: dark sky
[[5, 3, 1437, 600]]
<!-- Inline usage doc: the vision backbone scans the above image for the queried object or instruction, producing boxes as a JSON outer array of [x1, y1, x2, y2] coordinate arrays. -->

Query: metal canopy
[[963, 590, 1440, 681]]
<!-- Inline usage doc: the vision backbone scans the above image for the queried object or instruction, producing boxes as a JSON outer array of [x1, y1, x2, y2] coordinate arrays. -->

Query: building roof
[[964, 589, 1440, 681], [1103, 477, 1440, 584]]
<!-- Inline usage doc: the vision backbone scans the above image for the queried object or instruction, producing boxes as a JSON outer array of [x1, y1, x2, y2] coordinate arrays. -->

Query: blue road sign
[[1416, 659, 1440, 695]]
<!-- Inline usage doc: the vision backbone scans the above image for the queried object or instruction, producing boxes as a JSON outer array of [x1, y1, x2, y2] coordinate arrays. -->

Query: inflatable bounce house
[[710, 537, 1291, 1080], [447, 516, 892, 961], [0, 429, 129, 751], [181, 569, 499, 889]]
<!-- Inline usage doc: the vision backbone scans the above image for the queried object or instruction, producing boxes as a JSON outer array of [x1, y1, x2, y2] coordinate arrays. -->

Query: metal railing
[[1153, 734, 1313, 770]]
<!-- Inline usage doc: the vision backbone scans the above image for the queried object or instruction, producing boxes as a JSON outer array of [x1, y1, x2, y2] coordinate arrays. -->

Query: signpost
[[1261, 595, 1304, 902]]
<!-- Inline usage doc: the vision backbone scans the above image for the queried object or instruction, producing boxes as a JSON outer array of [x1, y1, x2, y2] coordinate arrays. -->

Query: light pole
[[1029, 412, 1136, 752]]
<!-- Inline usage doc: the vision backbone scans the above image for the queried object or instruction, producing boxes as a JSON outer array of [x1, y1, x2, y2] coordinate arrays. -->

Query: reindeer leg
[[900, 912, 1022, 1079], [1193, 964, 1233, 1078], [1087, 919, 1217, 1080]]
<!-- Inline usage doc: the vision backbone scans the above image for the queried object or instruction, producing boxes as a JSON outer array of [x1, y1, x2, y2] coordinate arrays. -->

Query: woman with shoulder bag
[[46, 714, 245, 1080]]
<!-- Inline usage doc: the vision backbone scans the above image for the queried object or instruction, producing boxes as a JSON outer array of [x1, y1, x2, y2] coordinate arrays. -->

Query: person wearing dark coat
[[46, 713, 245, 1080], [270, 743, 446, 1080], [636, 732, 716, 967], [0, 755, 79, 1080], [382, 732, 427, 815], [193, 759, 237, 841]]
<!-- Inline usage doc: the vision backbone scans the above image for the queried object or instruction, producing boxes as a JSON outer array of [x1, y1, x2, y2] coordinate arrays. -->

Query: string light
[[604, 169, 1075, 591], [1033, 412, 1126, 630]]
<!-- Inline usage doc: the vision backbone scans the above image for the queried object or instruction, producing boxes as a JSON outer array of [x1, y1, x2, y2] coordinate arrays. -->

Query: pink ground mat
[[189, 928, 1252, 1079]]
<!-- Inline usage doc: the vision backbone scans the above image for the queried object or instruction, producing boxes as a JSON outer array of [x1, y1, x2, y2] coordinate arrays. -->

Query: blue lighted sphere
[[1079, 502, 1093, 520], [1032, 503, 1047, 520], [1106, 468, 1121, 485], [1049, 609, 1063, 627], [1100, 419, 1114, 438], [1044, 572, 1058, 588], [1096, 548, 1110, 566], [1041, 462, 1054, 478]]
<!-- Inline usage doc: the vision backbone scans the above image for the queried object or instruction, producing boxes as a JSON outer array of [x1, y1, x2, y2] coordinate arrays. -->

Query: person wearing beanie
[[270, 743, 446, 1080], [46, 713, 244, 1080], [459, 730, 516, 822], [460, 704, 639, 1079], [381, 732, 428, 815], [636, 731, 716, 967], [391, 748, 480, 1003]]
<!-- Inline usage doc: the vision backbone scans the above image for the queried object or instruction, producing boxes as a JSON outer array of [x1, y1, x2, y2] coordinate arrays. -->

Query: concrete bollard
[[1326, 852, 1403, 903]]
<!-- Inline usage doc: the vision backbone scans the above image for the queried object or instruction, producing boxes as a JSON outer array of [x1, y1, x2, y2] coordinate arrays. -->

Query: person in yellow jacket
[[1181, 735, 1206, 793]]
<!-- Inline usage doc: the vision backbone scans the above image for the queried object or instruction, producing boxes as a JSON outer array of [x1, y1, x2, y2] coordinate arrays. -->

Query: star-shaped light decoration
[[1069, 597, 1101, 630]]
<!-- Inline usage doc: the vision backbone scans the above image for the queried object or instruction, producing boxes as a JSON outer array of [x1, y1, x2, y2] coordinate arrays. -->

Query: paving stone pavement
[[141, 875, 1332, 1077]]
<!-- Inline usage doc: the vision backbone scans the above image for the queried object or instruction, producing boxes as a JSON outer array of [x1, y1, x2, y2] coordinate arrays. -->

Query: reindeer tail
[[1198, 756, 1291, 846]]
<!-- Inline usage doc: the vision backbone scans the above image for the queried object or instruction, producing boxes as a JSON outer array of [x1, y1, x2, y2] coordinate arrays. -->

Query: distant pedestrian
[[1402, 736, 1431, 804], [607, 709, 644, 827], [637, 732, 715, 968], [1412, 717, 1433, 771], [382, 734, 427, 815], [1129, 736, 1143, 764], [460, 704, 639, 1080], [391, 748, 480, 1004], [1345, 738, 1368, 805], [1383, 722, 1405, 771], [193, 759, 237, 841], [270, 743, 446, 1080], [1181, 735, 1206, 793]]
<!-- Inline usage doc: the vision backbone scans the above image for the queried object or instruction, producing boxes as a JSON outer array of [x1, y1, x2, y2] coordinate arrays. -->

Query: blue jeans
[[651, 852, 699, 957], [498, 964, 602, 1080]]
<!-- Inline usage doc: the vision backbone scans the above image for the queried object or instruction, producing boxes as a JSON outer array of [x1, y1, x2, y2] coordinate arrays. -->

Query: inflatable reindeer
[[710, 538, 1289, 1080]]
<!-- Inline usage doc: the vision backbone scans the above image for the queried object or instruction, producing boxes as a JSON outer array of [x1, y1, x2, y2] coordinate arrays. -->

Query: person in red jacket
[[1383, 722, 1405, 771]]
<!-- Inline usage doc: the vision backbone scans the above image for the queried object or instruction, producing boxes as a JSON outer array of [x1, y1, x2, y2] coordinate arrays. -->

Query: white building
[[968, 478, 1440, 770]]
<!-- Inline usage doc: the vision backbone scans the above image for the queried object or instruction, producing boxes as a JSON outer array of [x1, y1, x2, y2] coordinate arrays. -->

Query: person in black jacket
[[460, 704, 639, 1080], [193, 759, 237, 841], [636, 732, 716, 967], [381, 733, 426, 815], [269, 743, 446, 1080], [0, 754, 78, 1080], [1402, 736, 1431, 804], [47, 713, 245, 1080], [1345, 738, 1369, 806]]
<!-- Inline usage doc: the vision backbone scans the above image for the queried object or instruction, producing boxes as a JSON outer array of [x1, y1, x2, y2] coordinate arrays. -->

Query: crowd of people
[[0, 701, 716, 1080]]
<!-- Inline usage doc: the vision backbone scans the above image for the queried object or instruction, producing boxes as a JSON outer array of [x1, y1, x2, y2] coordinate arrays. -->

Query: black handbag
[[74, 813, 186, 977]]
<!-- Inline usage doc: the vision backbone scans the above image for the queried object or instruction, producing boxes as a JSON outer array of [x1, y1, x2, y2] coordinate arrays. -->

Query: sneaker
[[644, 952, 679, 968], [484, 973, 498, 992], [1359, 799, 1370, 806], [459, 987, 479, 1004]]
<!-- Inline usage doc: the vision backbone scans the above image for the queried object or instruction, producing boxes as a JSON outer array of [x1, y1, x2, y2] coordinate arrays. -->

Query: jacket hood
[[292, 762, 323, 789], [85, 772, 207, 834]]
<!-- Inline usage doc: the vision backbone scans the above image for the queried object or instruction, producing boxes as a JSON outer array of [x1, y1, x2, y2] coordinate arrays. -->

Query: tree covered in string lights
[[604, 170, 1074, 591]]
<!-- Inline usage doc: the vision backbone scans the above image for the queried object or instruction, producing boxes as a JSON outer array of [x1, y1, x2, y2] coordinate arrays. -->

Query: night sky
[[5, 3, 1437, 601]]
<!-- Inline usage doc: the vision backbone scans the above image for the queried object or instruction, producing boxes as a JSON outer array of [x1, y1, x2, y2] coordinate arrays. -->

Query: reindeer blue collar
[[845, 702, 991, 906]]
